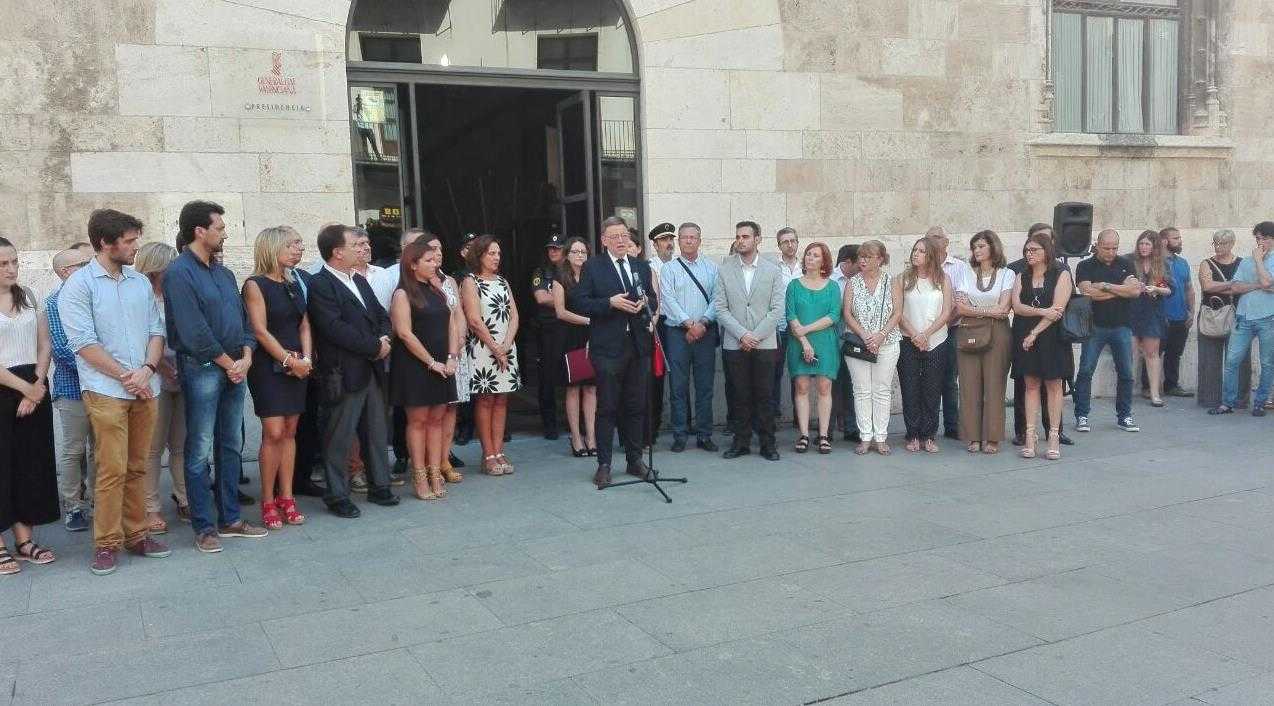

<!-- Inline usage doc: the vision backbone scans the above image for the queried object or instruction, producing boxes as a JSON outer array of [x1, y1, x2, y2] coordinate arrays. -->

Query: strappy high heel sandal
[[496, 453, 514, 474], [440, 459, 464, 484], [260, 500, 283, 530], [482, 455, 503, 476], [412, 467, 437, 500], [1020, 425, 1037, 459], [276, 497, 306, 525], [1046, 427, 1062, 460], [794, 435, 809, 454], [427, 465, 447, 498]]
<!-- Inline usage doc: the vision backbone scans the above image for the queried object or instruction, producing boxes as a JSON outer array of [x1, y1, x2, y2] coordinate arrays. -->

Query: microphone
[[633, 279, 654, 324]]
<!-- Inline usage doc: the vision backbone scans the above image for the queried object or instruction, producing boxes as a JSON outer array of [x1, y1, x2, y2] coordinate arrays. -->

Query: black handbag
[[841, 331, 877, 363], [1061, 294, 1092, 343]]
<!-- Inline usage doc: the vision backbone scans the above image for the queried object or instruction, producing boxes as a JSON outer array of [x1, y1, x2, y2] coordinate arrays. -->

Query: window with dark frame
[[359, 34, 423, 63], [1051, 0, 1182, 135], [537, 34, 599, 71]]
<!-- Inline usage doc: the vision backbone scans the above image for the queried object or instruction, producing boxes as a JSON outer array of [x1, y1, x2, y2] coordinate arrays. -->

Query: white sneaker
[[1075, 416, 1090, 432]]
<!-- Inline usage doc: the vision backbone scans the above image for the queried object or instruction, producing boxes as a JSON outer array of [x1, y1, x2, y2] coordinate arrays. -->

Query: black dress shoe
[[448, 452, 465, 469], [626, 461, 650, 480], [237, 490, 255, 506], [392, 458, 409, 476], [294, 482, 327, 498], [760, 448, 781, 461], [1059, 433, 1074, 446], [722, 446, 751, 459], [670, 438, 686, 453], [1165, 386, 1194, 398], [593, 465, 612, 489], [697, 438, 719, 452], [366, 490, 400, 507], [327, 500, 361, 518], [1011, 434, 1025, 447]]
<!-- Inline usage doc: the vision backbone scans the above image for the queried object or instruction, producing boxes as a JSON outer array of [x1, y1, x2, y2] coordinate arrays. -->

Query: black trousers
[[831, 355, 856, 433], [593, 345, 649, 468], [723, 348, 778, 450], [535, 323, 559, 434], [293, 375, 329, 493], [1140, 320, 1190, 391], [392, 405, 407, 463], [898, 339, 948, 442], [1013, 374, 1065, 437]]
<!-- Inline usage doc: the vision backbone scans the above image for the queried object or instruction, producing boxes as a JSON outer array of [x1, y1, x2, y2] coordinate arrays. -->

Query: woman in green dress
[[786, 242, 842, 454]]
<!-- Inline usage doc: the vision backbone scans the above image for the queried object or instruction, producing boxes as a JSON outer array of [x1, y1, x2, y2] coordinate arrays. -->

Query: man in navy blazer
[[305, 224, 399, 517], [569, 216, 658, 488]]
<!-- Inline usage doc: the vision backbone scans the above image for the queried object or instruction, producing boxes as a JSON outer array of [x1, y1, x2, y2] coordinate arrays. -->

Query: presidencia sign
[[209, 48, 344, 120]]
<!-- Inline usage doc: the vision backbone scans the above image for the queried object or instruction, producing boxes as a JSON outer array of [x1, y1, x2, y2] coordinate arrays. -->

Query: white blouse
[[902, 277, 948, 349], [955, 267, 1015, 310], [0, 292, 41, 369]]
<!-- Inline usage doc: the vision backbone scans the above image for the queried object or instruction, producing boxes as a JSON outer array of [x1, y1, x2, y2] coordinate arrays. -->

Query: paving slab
[[1187, 671, 1274, 705], [789, 551, 1008, 613], [974, 623, 1260, 706], [466, 558, 682, 625], [0, 600, 142, 661], [409, 609, 671, 696], [823, 665, 1051, 705], [789, 515, 981, 563], [1136, 586, 1274, 671], [261, 589, 503, 667], [633, 532, 844, 590], [140, 571, 361, 638], [615, 576, 848, 651]]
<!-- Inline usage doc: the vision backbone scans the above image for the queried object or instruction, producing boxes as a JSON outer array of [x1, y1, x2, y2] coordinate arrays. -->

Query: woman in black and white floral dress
[[461, 235, 520, 476]]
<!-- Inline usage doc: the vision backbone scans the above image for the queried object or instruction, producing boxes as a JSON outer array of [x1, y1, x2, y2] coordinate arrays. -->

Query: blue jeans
[[664, 323, 717, 440], [1223, 315, 1274, 408], [180, 356, 246, 535], [1073, 325, 1134, 421]]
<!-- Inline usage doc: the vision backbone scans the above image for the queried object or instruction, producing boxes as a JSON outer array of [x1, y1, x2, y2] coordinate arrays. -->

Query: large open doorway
[[345, 0, 641, 430]]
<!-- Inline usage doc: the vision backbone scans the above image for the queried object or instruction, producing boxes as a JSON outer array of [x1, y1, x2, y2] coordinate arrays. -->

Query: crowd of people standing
[[1, 204, 1273, 575]]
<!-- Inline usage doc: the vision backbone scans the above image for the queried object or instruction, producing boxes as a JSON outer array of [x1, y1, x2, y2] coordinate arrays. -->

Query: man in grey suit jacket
[[714, 221, 785, 461]]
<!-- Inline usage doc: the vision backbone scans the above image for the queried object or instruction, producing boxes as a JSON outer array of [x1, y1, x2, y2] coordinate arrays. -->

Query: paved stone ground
[[4, 397, 1274, 705]]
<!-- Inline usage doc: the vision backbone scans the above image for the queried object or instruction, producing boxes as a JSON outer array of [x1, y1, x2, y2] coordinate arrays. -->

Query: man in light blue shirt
[[58, 209, 170, 575], [659, 222, 720, 452], [1218, 221, 1274, 416]]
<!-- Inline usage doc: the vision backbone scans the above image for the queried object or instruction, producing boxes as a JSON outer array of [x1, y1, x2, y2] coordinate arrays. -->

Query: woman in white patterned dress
[[460, 235, 521, 476]]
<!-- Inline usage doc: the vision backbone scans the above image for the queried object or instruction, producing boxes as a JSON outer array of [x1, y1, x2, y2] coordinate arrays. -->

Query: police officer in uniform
[[647, 223, 676, 440], [531, 233, 566, 440]]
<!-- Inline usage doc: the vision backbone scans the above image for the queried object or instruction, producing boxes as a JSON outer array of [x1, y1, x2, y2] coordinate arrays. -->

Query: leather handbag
[[564, 346, 595, 384], [1061, 294, 1093, 343], [841, 331, 877, 363], [955, 316, 993, 352], [1198, 259, 1236, 339]]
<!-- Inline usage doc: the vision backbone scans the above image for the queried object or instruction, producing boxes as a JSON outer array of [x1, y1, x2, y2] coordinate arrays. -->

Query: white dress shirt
[[370, 263, 400, 311], [324, 263, 366, 307], [738, 254, 759, 294]]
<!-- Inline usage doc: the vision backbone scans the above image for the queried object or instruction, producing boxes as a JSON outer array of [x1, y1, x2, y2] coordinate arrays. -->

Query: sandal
[[1046, 427, 1062, 461], [15, 540, 55, 565], [983, 442, 999, 455], [440, 460, 463, 484], [586, 447, 597, 457], [924, 439, 939, 454], [876, 442, 891, 456], [496, 453, 514, 474], [795, 435, 809, 454], [260, 500, 283, 531], [1020, 426, 1037, 459], [482, 455, 504, 476], [276, 497, 306, 525], [571, 442, 588, 458], [428, 466, 447, 498], [0, 548, 19, 575], [854, 441, 871, 455], [412, 467, 436, 500], [905, 439, 920, 453], [817, 436, 832, 454], [967, 442, 981, 453], [1150, 398, 1165, 408]]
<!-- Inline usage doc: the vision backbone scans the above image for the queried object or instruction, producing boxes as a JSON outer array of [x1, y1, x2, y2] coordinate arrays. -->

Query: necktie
[[617, 258, 635, 295]]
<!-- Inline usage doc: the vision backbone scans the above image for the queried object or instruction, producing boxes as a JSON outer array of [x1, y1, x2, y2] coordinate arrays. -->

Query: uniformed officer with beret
[[647, 223, 677, 440], [531, 233, 566, 440]]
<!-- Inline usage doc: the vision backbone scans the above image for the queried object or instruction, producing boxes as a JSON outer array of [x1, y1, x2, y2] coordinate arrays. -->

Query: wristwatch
[[143, 363, 157, 374]]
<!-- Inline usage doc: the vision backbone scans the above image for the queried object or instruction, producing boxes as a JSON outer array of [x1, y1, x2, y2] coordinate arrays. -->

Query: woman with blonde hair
[[897, 234, 953, 453], [242, 226, 311, 529], [1129, 229, 1173, 407], [134, 241, 190, 532], [843, 240, 902, 455], [1197, 229, 1250, 409]]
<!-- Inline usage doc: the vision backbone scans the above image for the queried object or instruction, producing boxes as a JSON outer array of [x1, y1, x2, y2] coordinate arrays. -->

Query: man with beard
[[164, 201, 267, 553], [1145, 227, 1195, 397]]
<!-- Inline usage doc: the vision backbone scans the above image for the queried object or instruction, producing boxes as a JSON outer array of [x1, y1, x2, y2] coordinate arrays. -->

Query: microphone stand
[[600, 280, 687, 502]]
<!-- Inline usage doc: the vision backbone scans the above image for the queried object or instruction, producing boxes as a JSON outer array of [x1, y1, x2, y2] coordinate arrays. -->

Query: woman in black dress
[[0, 236, 59, 575], [1011, 231, 1073, 461], [243, 226, 312, 530], [553, 237, 596, 456], [391, 238, 458, 500]]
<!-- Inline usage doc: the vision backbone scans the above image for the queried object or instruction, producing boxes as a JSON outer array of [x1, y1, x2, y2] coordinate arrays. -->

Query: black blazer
[[569, 253, 657, 359], [306, 266, 391, 394]]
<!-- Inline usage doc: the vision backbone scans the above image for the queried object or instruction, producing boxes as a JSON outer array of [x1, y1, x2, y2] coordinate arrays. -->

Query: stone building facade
[[1, 0, 1271, 385]]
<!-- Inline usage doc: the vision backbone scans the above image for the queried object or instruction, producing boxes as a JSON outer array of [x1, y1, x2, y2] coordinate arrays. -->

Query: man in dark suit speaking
[[306, 223, 400, 517], [569, 216, 659, 489]]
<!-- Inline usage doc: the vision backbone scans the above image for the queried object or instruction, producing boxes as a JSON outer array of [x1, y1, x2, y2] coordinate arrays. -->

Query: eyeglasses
[[1024, 246, 1045, 254]]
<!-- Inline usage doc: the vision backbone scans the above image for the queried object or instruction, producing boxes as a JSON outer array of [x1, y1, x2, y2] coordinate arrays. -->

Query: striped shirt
[[45, 288, 81, 400]]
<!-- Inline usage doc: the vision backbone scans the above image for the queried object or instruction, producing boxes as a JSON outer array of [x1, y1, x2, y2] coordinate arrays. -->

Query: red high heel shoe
[[276, 497, 306, 525], [261, 500, 283, 530]]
